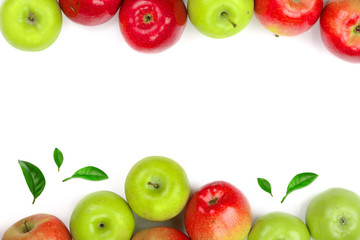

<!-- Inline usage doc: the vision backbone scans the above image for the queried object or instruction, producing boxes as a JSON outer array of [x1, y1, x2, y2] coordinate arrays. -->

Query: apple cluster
[[2, 155, 360, 240], [0, 0, 360, 61]]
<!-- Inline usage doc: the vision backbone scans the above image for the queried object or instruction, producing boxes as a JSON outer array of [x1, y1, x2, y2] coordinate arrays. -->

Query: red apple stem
[[147, 181, 159, 188], [221, 12, 237, 28], [22, 220, 30, 233], [143, 14, 153, 24], [354, 25, 360, 34], [209, 197, 218, 205]]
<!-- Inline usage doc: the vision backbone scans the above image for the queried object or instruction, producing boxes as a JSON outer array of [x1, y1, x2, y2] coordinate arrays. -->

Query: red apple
[[184, 181, 252, 240], [132, 226, 190, 240], [320, 0, 360, 63], [118, 0, 187, 53], [254, 0, 323, 36], [2, 213, 72, 240], [59, 0, 121, 26]]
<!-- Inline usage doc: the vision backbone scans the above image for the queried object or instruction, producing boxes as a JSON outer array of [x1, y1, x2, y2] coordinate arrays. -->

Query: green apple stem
[[221, 12, 237, 28], [339, 217, 347, 225], [147, 181, 159, 189], [27, 12, 37, 25]]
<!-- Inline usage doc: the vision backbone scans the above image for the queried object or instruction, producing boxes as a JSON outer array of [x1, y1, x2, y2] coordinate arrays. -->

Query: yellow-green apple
[[70, 190, 135, 240], [118, 0, 187, 53], [132, 226, 190, 240], [2, 213, 71, 240], [184, 181, 252, 240], [254, 0, 323, 36], [0, 0, 62, 51], [320, 0, 360, 63], [187, 0, 253, 38], [125, 156, 190, 221], [248, 212, 310, 240], [59, 0, 121, 25], [306, 188, 360, 240]]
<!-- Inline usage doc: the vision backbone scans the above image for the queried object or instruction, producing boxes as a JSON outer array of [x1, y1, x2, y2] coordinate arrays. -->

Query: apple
[[132, 226, 190, 240], [118, 0, 187, 53], [184, 181, 252, 240], [0, 0, 62, 51], [70, 190, 135, 240], [125, 156, 190, 221], [305, 188, 360, 240], [320, 0, 360, 63], [187, 0, 253, 38], [2, 213, 71, 240], [248, 212, 310, 240], [59, 0, 121, 26], [254, 0, 323, 36]]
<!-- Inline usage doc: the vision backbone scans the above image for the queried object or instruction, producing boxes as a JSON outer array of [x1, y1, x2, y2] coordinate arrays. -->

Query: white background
[[1, 1, 360, 238]]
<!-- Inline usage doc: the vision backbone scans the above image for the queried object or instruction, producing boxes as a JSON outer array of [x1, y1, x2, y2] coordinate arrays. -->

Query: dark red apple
[[132, 226, 190, 240], [184, 181, 252, 240], [320, 0, 360, 63], [59, 0, 122, 26], [118, 0, 187, 53], [254, 0, 323, 36], [2, 213, 72, 240]]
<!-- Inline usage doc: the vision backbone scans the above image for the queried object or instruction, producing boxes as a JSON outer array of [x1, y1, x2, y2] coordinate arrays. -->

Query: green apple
[[248, 212, 310, 240], [70, 190, 135, 240], [125, 156, 190, 221], [306, 188, 360, 240], [0, 0, 62, 51], [187, 0, 253, 38]]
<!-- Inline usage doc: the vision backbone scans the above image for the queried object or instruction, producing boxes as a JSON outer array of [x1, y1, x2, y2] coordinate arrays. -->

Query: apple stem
[[147, 181, 159, 189], [221, 12, 237, 28], [22, 220, 30, 233], [27, 12, 37, 25], [354, 25, 360, 34], [209, 197, 218, 205], [143, 14, 153, 24], [98, 223, 105, 228]]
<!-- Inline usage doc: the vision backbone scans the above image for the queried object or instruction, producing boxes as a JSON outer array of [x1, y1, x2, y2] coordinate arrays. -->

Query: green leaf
[[281, 172, 318, 203], [257, 178, 273, 197], [62, 166, 108, 182], [53, 148, 63, 171], [18, 160, 46, 204]]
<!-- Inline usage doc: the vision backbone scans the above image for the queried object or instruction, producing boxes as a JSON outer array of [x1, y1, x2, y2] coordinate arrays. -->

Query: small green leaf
[[281, 172, 318, 203], [63, 166, 108, 182], [53, 148, 63, 171], [257, 178, 273, 197], [18, 160, 46, 204]]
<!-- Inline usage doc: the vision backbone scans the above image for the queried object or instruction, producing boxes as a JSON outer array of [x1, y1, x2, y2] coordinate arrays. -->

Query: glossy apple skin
[[184, 181, 252, 240], [59, 0, 121, 25], [187, 0, 254, 38], [254, 0, 323, 36], [132, 226, 190, 240], [2, 213, 72, 240], [125, 156, 190, 221], [306, 188, 360, 240], [248, 212, 310, 240], [0, 0, 62, 51], [320, 0, 360, 63], [70, 190, 135, 240], [118, 0, 187, 53]]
